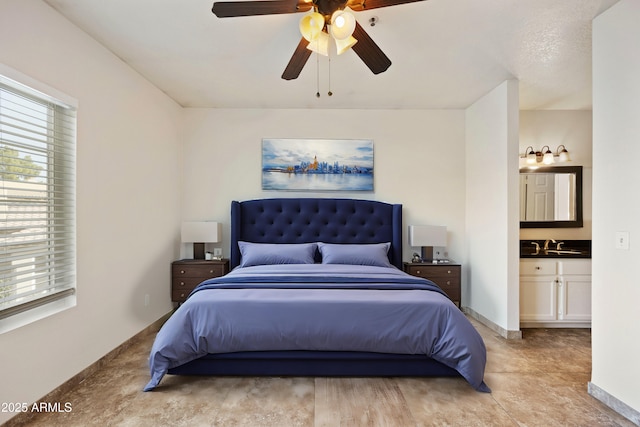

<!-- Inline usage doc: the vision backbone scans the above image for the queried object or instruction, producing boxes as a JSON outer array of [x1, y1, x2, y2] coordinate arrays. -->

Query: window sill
[[0, 294, 76, 334]]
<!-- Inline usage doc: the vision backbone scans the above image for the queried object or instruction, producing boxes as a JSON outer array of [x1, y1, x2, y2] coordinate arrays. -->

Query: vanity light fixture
[[520, 145, 571, 169]]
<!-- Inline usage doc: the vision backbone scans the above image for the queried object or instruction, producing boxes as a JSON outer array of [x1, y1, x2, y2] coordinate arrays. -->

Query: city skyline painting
[[261, 138, 374, 191]]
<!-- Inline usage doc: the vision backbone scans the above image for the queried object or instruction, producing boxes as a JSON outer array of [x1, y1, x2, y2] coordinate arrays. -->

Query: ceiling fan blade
[[351, 21, 392, 75], [347, 0, 427, 11], [282, 38, 312, 80], [212, 0, 312, 18]]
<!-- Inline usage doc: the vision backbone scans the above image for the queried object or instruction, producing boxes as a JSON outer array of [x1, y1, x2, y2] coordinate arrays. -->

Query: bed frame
[[168, 198, 460, 379]]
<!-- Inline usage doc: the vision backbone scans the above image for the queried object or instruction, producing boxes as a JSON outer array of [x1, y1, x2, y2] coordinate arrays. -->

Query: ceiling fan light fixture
[[330, 9, 356, 40], [306, 31, 330, 56], [300, 12, 325, 42]]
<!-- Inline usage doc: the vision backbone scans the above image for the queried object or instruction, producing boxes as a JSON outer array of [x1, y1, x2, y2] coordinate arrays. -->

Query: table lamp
[[181, 221, 221, 260], [408, 225, 447, 262]]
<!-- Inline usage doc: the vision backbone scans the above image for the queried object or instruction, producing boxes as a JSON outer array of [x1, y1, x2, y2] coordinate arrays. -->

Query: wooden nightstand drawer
[[171, 259, 229, 303], [172, 263, 226, 278], [404, 263, 461, 307], [172, 287, 194, 302]]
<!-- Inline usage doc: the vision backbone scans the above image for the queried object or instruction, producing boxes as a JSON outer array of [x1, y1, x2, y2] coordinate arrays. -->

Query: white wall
[[465, 80, 520, 334], [180, 108, 467, 264], [519, 110, 593, 240], [0, 1, 182, 423], [591, 0, 640, 419]]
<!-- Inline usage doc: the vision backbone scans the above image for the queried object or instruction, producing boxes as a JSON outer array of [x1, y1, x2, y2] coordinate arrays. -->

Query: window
[[0, 72, 76, 327]]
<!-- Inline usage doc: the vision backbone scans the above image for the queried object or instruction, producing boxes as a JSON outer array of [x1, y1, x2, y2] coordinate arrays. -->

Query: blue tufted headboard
[[230, 198, 403, 270]]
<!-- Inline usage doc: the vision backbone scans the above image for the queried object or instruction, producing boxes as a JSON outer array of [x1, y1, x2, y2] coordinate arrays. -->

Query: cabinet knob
[[446, 281, 451, 285], [180, 281, 185, 287], [180, 270, 185, 274], [209, 270, 214, 274], [180, 293, 185, 298], [416, 270, 421, 274], [535, 266, 541, 270], [447, 270, 451, 274]]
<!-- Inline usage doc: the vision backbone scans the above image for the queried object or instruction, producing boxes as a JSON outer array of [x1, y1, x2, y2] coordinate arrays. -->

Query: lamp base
[[421, 246, 446, 262], [421, 246, 435, 262], [193, 242, 205, 260]]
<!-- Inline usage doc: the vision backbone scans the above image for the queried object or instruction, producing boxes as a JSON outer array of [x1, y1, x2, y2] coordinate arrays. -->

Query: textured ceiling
[[44, 0, 619, 109]]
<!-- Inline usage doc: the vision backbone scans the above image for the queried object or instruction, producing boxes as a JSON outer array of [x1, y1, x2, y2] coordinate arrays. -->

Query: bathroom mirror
[[520, 166, 583, 228]]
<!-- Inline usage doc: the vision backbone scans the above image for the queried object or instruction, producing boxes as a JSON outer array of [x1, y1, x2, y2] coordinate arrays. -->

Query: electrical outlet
[[615, 231, 630, 250], [213, 248, 223, 257]]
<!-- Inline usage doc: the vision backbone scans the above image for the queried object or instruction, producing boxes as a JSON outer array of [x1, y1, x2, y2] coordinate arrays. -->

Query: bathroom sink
[[520, 240, 592, 258]]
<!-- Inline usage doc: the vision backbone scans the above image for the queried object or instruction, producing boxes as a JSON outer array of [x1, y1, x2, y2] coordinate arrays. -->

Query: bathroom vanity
[[520, 250, 591, 328]]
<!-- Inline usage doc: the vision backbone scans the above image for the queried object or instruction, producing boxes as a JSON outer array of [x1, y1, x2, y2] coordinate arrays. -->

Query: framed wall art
[[261, 138, 374, 191]]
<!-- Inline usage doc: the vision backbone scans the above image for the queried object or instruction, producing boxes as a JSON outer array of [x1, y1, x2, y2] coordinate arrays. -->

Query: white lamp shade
[[300, 12, 325, 42], [408, 225, 447, 247], [542, 147, 555, 164], [181, 222, 221, 243], [306, 31, 330, 56], [558, 147, 571, 162], [526, 148, 536, 164], [334, 35, 357, 55], [330, 9, 356, 40]]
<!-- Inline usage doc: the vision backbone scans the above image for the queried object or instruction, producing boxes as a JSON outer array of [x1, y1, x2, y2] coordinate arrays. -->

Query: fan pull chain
[[316, 52, 320, 98], [327, 49, 333, 96]]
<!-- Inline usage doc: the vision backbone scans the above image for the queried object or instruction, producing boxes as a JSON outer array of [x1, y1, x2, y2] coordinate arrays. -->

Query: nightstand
[[404, 262, 461, 307], [171, 259, 230, 303]]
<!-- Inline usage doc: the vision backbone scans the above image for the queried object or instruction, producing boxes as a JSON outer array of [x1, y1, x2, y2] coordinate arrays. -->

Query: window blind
[[0, 76, 76, 320]]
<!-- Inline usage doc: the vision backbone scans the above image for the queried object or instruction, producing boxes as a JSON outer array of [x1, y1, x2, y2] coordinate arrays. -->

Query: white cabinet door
[[520, 275, 558, 322], [559, 274, 592, 322]]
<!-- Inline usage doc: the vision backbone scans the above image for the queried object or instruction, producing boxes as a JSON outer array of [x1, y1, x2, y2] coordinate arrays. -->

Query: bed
[[144, 198, 489, 392]]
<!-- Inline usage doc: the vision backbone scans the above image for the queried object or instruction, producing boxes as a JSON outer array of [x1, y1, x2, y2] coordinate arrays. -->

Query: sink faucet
[[544, 239, 556, 250]]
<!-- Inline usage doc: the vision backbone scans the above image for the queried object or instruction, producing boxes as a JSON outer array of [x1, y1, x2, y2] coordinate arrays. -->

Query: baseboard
[[520, 321, 591, 329], [588, 382, 640, 426], [3, 312, 171, 427], [463, 306, 522, 340]]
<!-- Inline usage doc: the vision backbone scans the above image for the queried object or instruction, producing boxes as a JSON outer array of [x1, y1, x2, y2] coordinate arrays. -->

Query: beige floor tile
[[10, 321, 636, 427]]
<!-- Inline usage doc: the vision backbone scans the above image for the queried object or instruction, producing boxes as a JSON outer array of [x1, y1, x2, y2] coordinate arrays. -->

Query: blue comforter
[[144, 264, 490, 392]]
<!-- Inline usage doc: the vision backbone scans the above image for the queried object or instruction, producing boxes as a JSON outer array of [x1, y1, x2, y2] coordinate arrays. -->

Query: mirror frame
[[520, 165, 583, 228]]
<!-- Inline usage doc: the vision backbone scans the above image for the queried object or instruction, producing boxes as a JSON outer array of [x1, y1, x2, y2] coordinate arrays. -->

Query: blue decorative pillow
[[238, 241, 317, 267], [317, 242, 393, 267]]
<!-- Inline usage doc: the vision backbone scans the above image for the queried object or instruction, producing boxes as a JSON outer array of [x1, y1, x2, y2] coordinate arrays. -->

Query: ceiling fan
[[211, 0, 427, 80]]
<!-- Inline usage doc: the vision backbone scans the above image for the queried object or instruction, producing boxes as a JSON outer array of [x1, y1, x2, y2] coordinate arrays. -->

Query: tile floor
[[6, 318, 635, 426]]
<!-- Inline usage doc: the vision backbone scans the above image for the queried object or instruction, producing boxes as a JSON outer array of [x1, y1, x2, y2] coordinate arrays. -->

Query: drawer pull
[[180, 293, 185, 298], [180, 270, 185, 274], [446, 281, 451, 285], [209, 270, 214, 274], [416, 270, 421, 274], [180, 281, 185, 287], [535, 266, 541, 270], [447, 270, 451, 274]]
